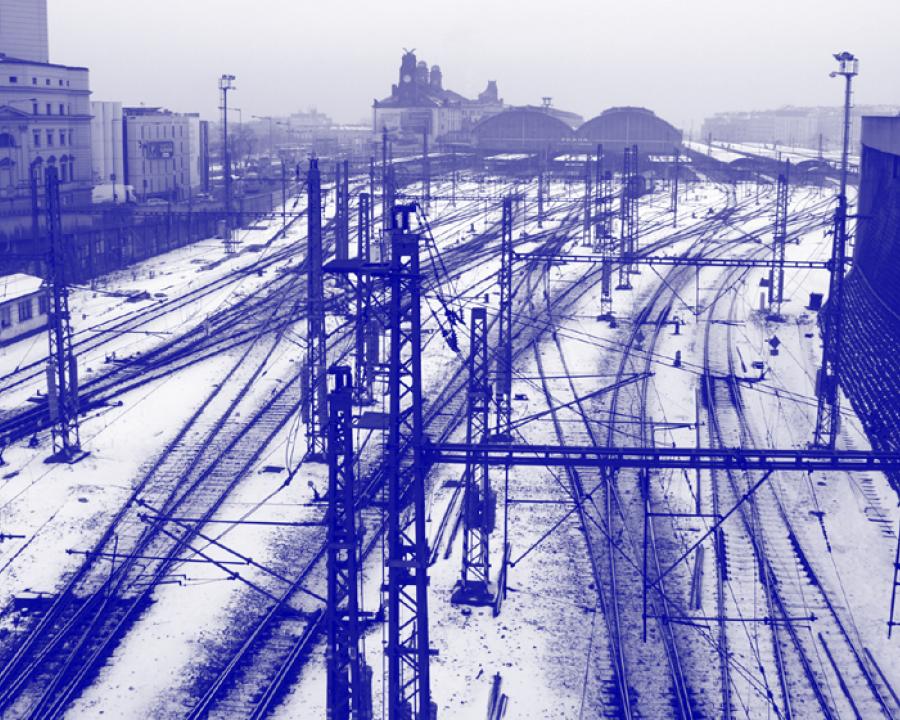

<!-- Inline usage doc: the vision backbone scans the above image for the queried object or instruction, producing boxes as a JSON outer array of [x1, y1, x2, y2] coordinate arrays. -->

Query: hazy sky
[[49, 0, 899, 131]]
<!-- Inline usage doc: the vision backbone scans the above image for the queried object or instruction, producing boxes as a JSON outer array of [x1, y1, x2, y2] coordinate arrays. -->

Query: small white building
[[0, 273, 48, 345]]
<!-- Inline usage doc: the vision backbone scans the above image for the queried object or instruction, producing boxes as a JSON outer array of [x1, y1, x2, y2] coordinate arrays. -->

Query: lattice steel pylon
[[384, 205, 434, 720], [326, 365, 372, 720], [305, 159, 328, 461], [767, 163, 790, 319], [671, 147, 680, 227], [493, 197, 514, 441], [594, 163, 615, 319], [335, 160, 350, 262], [44, 166, 82, 462], [581, 156, 593, 246], [617, 146, 637, 289], [354, 192, 374, 404], [452, 307, 494, 605]]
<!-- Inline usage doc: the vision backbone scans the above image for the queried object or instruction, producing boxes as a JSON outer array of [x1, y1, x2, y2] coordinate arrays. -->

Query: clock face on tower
[[402, 74, 412, 83]]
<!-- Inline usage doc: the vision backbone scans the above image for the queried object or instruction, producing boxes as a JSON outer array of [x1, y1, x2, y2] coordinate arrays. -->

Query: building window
[[32, 101, 38, 114], [46, 103, 51, 115], [8, 76, 17, 83], [45, 78, 50, 86], [0, 306, 10, 327], [31, 77, 37, 85], [17, 299, 33, 322], [38, 295, 49, 315], [33, 131, 40, 147], [60, 132, 66, 146], [58, 79, 63, 86], [59, 103, 65, 115], [46, 131, 53, 146]]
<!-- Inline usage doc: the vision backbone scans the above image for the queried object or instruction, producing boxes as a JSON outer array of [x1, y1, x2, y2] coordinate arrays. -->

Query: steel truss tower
[[326, 365, 372, 720], [494, 197, 514, 441], [592, 145, 615, 319], [581, 156, 593, 246], [355, 193, 374, 403], [336, 160, 350, 262], [768, 163, 789, 318], [384, 205, 433, 720], [45, 166, 82, 462], [422, 129, 430, 211], [305, 159, 328, 460], [617, 145, 640, 289], [452, 307, 493, 605], [671, 147, 680, 227]]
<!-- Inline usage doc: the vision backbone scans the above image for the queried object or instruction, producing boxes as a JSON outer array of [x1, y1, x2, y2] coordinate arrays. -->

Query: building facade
[[0, 0, 48, 64], [0, 0, 92, 216], [0, 54, 92, 210], [122, 107, 204, 201], [701, 105, 900, 152], [373, 50, 504, 146]]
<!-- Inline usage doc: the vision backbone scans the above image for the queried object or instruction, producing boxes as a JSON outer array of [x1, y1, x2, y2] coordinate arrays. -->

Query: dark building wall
[[838, 117, 900, 478], [853, 143, 900, 311]]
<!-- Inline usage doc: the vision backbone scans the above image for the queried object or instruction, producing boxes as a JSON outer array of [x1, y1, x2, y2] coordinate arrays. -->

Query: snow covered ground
[[0, 174, 895, 719]]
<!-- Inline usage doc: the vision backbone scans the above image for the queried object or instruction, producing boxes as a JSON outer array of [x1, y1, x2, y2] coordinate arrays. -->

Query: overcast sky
[[49, 0, 899, 132]]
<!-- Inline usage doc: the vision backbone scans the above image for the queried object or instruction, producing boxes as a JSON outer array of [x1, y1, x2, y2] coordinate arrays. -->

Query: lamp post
[[219, 74, 236, 234], [813, 51, 858, 449]]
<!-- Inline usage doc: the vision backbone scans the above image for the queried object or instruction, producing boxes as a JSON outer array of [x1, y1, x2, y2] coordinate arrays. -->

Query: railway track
[[702, 260, 900, 719]]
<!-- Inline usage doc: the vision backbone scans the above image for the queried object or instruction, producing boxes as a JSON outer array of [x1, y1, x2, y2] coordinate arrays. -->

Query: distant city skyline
[[48, 0, 900, 133]]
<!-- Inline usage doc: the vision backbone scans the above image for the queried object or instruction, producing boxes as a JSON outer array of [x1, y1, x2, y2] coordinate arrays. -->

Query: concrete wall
[[90, 100, 123, 185]]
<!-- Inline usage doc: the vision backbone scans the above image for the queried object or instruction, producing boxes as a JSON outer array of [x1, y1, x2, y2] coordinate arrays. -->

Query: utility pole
[[814, 51, 858, 449], [369, 155, 376, 233], [29, 159, 40, 248], [422, 128, 430, 211], [325, 365, 372, 720], [384, 205, 433, 720], [305, 159, 327, 461], [768, 162, 789, 320], [537, 168, 544, 229], [494, 197, 514, 441], [671, 147, 680, 227], [451, 145, 457, 207], [453, 307, 493, 606], [280, 157, 286, 233], [218, 74, 236, 250], [45, 166, 83, 463], [381, 126, 392, 237]]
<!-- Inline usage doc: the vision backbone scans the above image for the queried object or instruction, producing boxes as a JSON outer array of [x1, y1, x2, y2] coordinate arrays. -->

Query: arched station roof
[[576, 106, 683, 152], [473, 109, 575, 153]]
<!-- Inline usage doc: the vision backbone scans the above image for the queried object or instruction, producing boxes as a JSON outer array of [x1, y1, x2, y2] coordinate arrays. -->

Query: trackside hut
[[0, 273, 48, 345]]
